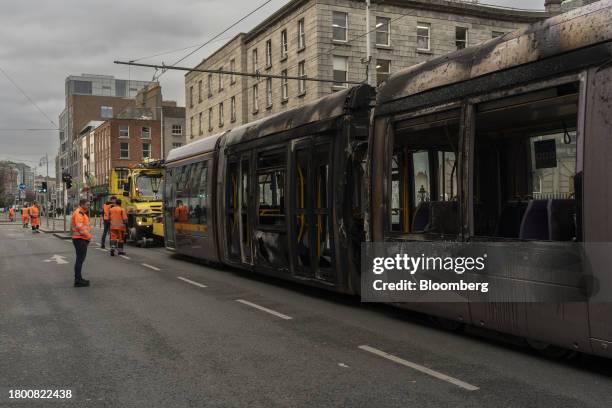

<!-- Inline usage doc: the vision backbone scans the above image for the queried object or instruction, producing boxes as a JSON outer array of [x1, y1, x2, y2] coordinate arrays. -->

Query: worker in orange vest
[[21, 205, 29, 228], [71, 198, 92, 287], [8, 207, 15, 222], [29, 201, 41, 233], [100, 196, 116, 249], [174, 200, 188, 223], [109, 198, 128, 257]]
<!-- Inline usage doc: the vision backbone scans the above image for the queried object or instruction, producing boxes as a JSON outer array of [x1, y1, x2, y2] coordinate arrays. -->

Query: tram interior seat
[[412, 202, 430, 232], [519, 200, 549, 240], [496, 201, 528, 238], [518, 199, 576, 241], [425, 201, 459, 235]]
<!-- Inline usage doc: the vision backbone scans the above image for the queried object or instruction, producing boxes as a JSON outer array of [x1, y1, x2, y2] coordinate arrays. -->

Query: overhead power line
[[115, 61, 364, 85], [0, 128, 59, 131], [154, 0, 276, 80], [0, 66, 58, 128]]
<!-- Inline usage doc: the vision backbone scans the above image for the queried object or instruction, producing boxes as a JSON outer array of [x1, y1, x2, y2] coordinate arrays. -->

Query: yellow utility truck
[[109, 160, 164, 245]]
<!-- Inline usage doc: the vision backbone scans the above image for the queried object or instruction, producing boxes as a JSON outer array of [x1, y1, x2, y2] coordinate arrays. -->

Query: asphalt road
[[1, 221, 611, 408]]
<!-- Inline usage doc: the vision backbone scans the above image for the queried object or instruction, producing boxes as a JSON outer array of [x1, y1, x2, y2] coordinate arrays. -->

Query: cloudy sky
[[0, 0, 545, 174]]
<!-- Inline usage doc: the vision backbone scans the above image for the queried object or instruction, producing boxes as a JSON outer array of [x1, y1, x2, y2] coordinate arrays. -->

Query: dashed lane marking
[[177, 277, 207, 288], [358, 345, 479, 392], [120, 255, 131, 260], [235, 299, 293, 320], [96, 248, 108, 252], [142, 263, 160, 271]]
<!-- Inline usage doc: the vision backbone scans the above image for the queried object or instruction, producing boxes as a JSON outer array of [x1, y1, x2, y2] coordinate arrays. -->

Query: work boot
[[74, 279, 90, 287], [110, 249, 115, 256], [101, 244, 106, 249]]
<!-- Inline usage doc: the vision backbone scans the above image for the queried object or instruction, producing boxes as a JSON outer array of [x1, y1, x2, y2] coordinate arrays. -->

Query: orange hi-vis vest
[[9, 208, 14, 217], [71, 208, 92, 240], [109, 206, 128, 230], [29, 205, 39, 218], [21, 207, 29, 218], [103, 203, 111, 221]]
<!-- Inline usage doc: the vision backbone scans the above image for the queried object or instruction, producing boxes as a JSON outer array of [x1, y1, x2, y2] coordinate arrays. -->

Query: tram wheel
[[526, 339, 574, 359]]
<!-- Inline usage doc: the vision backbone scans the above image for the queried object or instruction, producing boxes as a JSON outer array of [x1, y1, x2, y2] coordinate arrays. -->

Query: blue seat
[[519, 200, 550, 240], [548, 199, 576, 241]]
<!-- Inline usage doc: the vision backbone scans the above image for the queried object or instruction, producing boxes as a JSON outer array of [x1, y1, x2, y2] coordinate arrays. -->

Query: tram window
[[314, 143, 332, 272], [390, 112, 460, 235], [188, 162, 202, 224], [257, 149, 286, 226], [473, 83, 580, 241], [174, 165, 190, 223]]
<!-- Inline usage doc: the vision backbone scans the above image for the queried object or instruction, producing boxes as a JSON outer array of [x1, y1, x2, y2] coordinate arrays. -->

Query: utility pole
[[365, 0, 375, 86]]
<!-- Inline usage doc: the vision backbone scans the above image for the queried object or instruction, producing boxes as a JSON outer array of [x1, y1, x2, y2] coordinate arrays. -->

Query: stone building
[[185, 0, 553, 141]]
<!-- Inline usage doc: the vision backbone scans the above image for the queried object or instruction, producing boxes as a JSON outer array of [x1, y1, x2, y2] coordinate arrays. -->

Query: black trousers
[[72, 238, 89, 281], [101, 220, 110, 246]]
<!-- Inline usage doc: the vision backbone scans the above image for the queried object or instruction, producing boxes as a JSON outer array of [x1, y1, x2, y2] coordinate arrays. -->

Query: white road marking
[[235, 299, 293, 320], [177, 277, 207, 288], [358, 345, 479, 391], [95, 243, 101, 246], [142, 263, 160, 271], [43, 254, 69, 265], [338, 363, 350, 368], [96, 248, 108, 252], [120, 255, 131, 260]]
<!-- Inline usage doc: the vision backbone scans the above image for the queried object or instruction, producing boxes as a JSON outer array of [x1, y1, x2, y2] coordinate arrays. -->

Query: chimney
[[544, 0, 563, 13]]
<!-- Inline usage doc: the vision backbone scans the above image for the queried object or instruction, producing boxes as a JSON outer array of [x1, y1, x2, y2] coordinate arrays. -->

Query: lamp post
[[39, 154, 50, 227]]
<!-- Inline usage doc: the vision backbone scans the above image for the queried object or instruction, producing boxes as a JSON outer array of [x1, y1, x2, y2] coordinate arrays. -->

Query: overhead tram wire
[[0, 66, 58, 128], [153, 0, 276, 81], [128, 36, 237, 63]]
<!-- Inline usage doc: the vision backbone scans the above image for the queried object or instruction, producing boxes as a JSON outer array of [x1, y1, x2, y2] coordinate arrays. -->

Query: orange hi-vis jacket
[[103, 203, 111, 221], [109, 205, 128, 230], [174, 205, 188, 223], [29, 205, 40, 227], [71, 208, 92, 240], [8, 208, 14, 217], [21, 207, 29, 221]]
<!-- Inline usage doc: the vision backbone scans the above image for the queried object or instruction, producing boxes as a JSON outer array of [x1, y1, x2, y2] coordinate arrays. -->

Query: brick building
[[185, 0, 552, 141]]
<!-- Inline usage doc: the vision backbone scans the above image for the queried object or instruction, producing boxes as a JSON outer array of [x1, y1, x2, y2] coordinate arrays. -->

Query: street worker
[[21, 205, 29, 228], [174, 200, 188, 223], [100, 196, 116, 249], [109, 198, 128, 257], [29, 202, 41, 233], [8, 207, 14, 222], [71, 198, 92, 287]]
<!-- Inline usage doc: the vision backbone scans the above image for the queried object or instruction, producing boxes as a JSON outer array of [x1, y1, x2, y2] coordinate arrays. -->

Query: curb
[[52, 233, 72, 240]]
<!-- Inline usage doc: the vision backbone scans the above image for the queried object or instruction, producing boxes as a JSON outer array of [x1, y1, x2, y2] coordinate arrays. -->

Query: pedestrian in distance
[[100, 196, 116, 249], [71, 198, 92, 287], [8, 207, 15, 222], [21, 205, 29, 228], [29, 201, 41, 233], [109, 198, 128, 257]]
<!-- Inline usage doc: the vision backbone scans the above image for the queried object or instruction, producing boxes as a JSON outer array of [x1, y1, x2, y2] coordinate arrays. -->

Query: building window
[[141, 126, 151, 139], [298, 18, 306, 50], [417, 23, 431, 52], [172, 142, 183, 148], [118, 125, 129, 138], [376, 59, 390, 85], [142, 143, 151, 159], [230, 59, 236, 84], [456, 27, 468, 50], [120, 142, 129, 159], [252, 84, 259, 112], [332, 11, 348, 42], [207, 74, 213, 97], [266, 78, 273, 107], [376, 17, 390, 46], [333, 55, 348, 88], [252, 48, 258, 72], [74, 80, 92, 94], [218, 103, 224, 127], [101, 106, 113, 118], [218, 67, 224, 92], [231, 96, 237, 122], [198, 80, 203, 102], [190, 116, 194, 138], [208, 107, 213, 131], [298, 60, 306, 94], [492, 31, 505, 39], [171, 124, 182, 135], [281, 70, 288, 101], [280, 30, 288, 59], [265, 39, 272, 68], [189, 86, 194, 107], [199, 112, 203, 135]]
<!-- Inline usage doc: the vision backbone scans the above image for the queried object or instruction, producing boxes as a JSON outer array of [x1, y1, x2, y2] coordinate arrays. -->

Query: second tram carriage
[[164, 1, 612, 358]]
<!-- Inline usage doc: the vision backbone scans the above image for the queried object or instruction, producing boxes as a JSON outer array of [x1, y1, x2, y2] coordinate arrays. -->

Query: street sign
[[18, 183, 26, 191]]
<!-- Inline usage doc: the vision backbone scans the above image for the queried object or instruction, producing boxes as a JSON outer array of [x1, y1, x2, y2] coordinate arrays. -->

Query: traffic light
[[62, 173, 72, 189], [41, 182, 47, 193]]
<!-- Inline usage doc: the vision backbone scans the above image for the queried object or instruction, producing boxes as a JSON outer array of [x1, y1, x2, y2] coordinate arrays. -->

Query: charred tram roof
[[166, 84, 374, 164], [376, 0, 612, 115]]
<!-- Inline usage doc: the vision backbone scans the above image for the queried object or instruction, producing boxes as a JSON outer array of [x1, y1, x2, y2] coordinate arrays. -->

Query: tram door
[[226, 154, 253, 264], [163, 167, 176, 248], [292, 139, 334, 282]]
